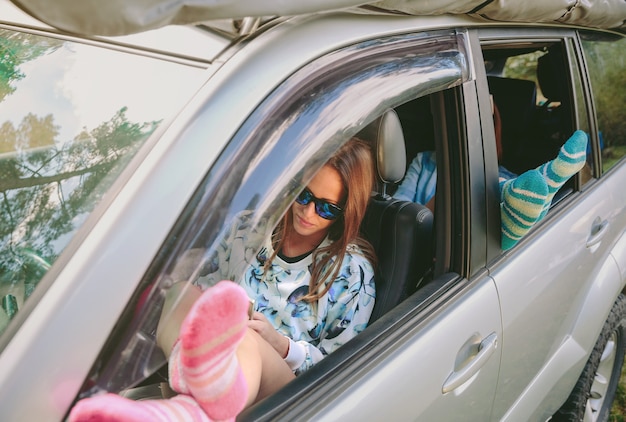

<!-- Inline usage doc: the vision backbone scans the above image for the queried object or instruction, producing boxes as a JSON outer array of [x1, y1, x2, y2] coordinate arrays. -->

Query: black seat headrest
[[487, 76, 537, 131], [537, 50, 568, 104], [487, 76, 538, 173]]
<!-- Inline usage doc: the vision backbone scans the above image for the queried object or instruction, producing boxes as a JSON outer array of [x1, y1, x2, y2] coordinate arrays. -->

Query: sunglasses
[[295, 188, 343, 220]]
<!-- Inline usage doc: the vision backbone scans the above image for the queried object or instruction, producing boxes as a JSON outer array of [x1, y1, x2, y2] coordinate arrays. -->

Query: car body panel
[[611, 231, 626, 286], [307, 275, 502, 421], [490, 186, 625, 420]]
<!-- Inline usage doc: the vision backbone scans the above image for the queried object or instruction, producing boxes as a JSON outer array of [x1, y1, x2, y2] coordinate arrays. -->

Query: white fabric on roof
[[9, 0, 626, 36]]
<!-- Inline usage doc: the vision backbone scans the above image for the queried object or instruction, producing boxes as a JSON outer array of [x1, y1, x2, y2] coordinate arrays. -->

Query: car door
[[229, 31, 504, 421], [69, 25, 503, 421], [476, 28, 626, 420]]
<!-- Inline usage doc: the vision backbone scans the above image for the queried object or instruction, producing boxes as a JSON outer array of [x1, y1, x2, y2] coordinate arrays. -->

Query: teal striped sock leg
[[500, 169, 548, 250], [536, 130, 588, 219]]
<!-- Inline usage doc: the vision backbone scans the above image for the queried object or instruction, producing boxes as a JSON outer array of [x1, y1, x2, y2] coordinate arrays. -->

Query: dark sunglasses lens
[[317, 202, 341, 220], [295, 189, 312, 205], [296, 188, 341, 220]]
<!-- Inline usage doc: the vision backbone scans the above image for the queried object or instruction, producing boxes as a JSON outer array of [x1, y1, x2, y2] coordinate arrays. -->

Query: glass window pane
[[0, 29, 205, 335], [85, 31, 469, 395], [581, 35, 626, 173], [568, 40, 593, 184]]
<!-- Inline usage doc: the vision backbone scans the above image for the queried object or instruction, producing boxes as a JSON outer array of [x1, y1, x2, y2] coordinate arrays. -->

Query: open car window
[[480, 33, 596, 222], [73, 29, 471, 407]]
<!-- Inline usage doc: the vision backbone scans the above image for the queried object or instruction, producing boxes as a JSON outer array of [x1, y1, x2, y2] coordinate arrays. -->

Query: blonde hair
[[268, 137, 377, 302]]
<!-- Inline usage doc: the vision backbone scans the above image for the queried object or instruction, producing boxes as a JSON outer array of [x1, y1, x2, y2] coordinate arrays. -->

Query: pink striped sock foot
[[68, 393, 215, 422], [179, 280, 250, 421], [169, 340, 189, 394]]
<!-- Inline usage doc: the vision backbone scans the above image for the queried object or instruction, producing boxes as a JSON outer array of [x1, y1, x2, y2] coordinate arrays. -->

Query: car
[[0, 1, 625, 420]]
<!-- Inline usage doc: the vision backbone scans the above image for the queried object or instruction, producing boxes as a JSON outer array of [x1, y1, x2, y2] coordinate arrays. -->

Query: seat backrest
[[487, 76, 538, 173], [537, 49, 569, 105], [535, 48, 574, 150], [394, 96, 435, 169], [358, 109, 434, 323]]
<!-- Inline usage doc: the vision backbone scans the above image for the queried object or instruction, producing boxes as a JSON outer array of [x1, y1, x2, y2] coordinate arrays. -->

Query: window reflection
[[0, 29, 205, 335], [581, 35, 626, 173]]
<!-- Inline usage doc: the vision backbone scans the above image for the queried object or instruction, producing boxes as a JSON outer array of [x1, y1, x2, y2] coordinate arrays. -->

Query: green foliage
[[502, 51, 553, 104], [0, 108, 158, 330], [503, 51, 543, 85], [0, 30, 62, 102]]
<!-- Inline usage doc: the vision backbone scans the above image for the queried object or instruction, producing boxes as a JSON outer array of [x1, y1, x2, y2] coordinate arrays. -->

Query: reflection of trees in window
[[0, 31, 63, 102], [503, 51, 543, 102], [0, 107, 159, 320]]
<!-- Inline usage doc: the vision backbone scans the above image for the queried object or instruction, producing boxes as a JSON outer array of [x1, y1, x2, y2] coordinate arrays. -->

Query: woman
[[69, 137, 377, 421]]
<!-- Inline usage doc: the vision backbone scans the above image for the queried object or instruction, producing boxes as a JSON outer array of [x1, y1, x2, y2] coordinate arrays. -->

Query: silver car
[[0, 1, 625, 421]]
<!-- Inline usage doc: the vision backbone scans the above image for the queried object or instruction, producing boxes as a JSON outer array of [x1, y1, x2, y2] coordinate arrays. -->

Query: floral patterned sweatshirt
[[194, 212, 376, 375]]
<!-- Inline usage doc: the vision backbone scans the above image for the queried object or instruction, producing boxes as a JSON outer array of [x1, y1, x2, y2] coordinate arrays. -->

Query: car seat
[[487, 75, 538, 174], [358, 109, 434, 323], [536, 48, 574, 155], [394, 96, 435, 171]]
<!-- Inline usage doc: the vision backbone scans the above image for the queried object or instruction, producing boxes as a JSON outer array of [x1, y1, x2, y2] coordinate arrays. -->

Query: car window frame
[[79, 28, 476, 417], [475, 27, 596, 261]]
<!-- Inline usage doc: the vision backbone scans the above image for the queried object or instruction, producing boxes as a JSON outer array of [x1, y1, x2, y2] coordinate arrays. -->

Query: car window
[[567, 39, 594, 184], [481, 39, 590, 210], [0, 28, 206, 336], [76, 29, 470, 403], [580, 34, 626, 173]]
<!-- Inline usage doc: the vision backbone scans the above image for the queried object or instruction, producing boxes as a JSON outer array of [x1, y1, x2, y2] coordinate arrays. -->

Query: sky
[[0, 39, 206, 144]]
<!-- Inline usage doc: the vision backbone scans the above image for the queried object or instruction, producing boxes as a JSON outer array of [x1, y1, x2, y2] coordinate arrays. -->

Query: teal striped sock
[[536, 130, 588, 219], [500, 169, 548, 250]]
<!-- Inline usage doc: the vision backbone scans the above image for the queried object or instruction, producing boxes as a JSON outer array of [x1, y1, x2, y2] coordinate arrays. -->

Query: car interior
[[357, 40, 584, 320], [482, 42, 582, 179], [357, 108, 434, 323]]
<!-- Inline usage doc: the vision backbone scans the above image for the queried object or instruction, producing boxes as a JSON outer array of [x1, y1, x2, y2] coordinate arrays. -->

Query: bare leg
[[238, 329, 295, 406]]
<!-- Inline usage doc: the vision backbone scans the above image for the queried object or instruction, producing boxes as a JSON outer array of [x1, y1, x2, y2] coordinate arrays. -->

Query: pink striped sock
[[169, 340, 189, 394], [179, 280, 249, 421], [68, 393, 216, 422]]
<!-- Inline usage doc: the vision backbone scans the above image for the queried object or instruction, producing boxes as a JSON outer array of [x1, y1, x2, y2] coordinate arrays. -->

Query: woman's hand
[[248, 312, 289, 358]]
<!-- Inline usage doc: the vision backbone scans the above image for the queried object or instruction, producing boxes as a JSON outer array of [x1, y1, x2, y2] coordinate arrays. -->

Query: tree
[[0, 107, 159, 310], [0, 30, 62, 103]]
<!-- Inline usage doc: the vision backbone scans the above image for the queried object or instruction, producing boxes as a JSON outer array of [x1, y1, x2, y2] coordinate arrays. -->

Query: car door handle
[[442, 332, 498, 394], [586, 217, 609, 249]]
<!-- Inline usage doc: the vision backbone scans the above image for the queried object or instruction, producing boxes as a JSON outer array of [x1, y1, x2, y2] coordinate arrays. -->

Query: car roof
[[6, 0, 626, 37]]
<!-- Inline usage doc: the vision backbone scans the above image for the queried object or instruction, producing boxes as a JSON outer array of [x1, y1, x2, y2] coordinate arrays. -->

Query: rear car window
[[0, 29, 205, 336]]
